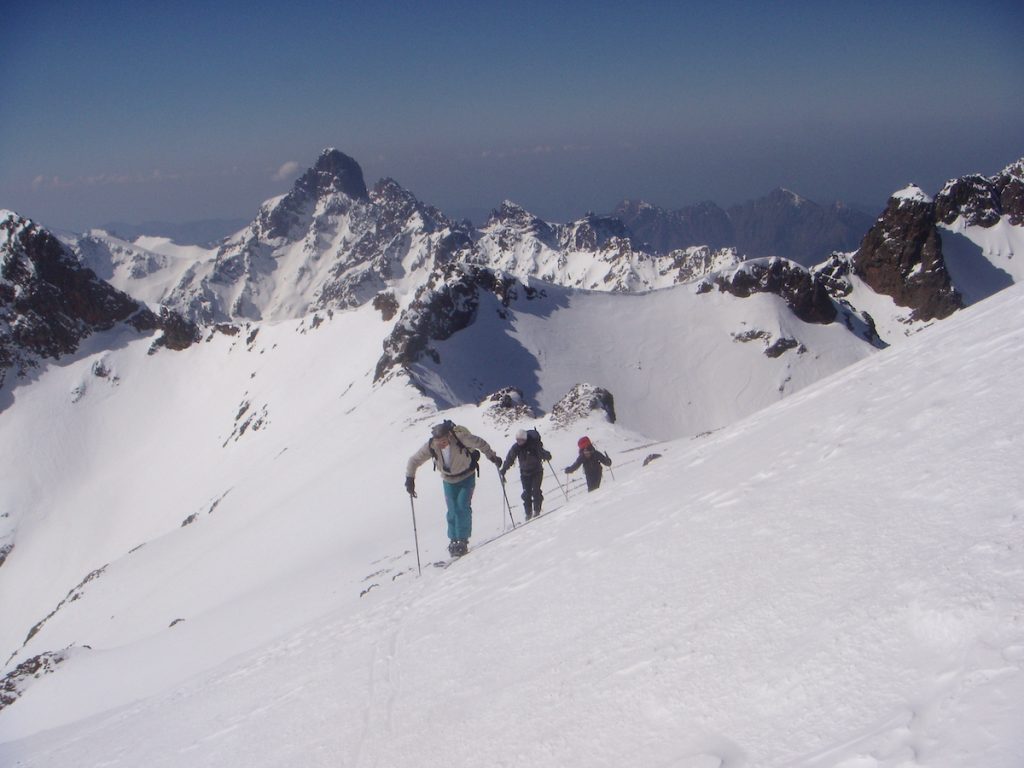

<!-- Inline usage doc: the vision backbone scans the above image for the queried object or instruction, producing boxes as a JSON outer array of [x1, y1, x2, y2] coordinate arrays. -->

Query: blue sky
[[1, 0, 1021, 233]]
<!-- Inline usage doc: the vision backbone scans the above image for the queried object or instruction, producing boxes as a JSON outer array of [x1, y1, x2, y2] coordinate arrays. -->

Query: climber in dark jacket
[[565, 435, 612, 492], [501, 429, 552, 520]]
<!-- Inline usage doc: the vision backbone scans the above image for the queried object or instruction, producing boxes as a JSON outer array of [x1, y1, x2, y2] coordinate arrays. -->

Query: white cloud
[[273, 161, 301, 181]]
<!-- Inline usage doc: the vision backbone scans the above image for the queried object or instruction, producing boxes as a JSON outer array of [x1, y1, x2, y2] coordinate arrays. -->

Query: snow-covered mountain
[[39, 150, 1020, 340], [1, 258, 1021, 768], [154, 150, 468, 323], [471, 201, 743, 292], [1, 149, 1023, 766]]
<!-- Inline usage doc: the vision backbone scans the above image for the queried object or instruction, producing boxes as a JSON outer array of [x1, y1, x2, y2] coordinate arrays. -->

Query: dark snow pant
[[520, 471, 544, 518], [584, 468, 603, 492]]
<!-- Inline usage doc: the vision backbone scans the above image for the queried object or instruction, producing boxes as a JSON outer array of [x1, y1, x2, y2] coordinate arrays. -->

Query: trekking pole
[[546, 460, 570, 501], [498, 469, 517, 529], [409, 495, 422, 577], [604, 450, 616, 482]]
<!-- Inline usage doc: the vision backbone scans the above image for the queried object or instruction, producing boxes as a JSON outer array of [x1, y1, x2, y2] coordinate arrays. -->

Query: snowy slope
[[940, 218, 1022, 300], [0, 276, 873, 673], [1, 283, 1022, 766], [406, 278, 875, 440], [70, 229, 215, 310]]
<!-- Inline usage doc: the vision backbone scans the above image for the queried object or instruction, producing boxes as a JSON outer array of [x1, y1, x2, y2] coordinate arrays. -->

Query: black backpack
[[523, 428, 543, 456]]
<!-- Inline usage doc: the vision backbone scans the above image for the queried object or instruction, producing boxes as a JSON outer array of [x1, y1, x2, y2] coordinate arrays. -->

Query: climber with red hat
[[564, 435, 612, 492]]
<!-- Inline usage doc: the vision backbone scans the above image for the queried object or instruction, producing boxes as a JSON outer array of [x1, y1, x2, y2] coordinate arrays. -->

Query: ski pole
[[546, 460, 570, 501], [604, 450, 616, 482], [409, 495, 422, 577], [498, 469, 517, 529]]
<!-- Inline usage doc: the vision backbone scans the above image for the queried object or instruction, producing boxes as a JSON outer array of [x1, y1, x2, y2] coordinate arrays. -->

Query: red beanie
[[578, 436, 592, 449]]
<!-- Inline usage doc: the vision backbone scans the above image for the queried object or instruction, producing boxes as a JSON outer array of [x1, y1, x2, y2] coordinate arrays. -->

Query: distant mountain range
[[613, 190, 876, 266], [97, 218, 249, 247], [2, 149, 1023, 752], [2, 149, 1022, 402]]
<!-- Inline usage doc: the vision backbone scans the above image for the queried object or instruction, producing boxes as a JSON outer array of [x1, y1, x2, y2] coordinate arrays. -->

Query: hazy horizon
[[2, 0, 1021, 234]]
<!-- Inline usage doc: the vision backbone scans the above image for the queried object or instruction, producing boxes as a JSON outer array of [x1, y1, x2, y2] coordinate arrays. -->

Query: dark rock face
[[372, 291, 400, 321], [1000, 160, 1024, 225], [935, 175, 1003, 227], [261, 149, 368, 242], [703, 258, 838, 325], [853, 191, 962, 321], [148, 308, 201, 352], [1, 213, 152, 383], [935, 158, 1024, 227], [1, 212, 197, 388], [374, 264, 531, 381], [303, 148, 370, 201]]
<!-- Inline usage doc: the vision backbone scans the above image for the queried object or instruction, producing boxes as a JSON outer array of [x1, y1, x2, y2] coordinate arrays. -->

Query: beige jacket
[[406, 427, 499, 484]]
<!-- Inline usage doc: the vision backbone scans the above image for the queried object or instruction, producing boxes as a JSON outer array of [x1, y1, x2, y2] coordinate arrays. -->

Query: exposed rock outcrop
[[374, 264, 536, 382], [935, 158, 1024, 227], [1, 211, 196, 389], [701, 257, 838, 325], [479, 386, 536, 426], [550, 384, 616, 427], [853, 187, 962, 321]]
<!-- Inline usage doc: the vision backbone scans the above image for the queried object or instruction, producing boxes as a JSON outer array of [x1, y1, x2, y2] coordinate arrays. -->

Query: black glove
[[405, 476, 416, 497], [490, 455, 502, 468], [499, 469, 507, 481], [564, 466, 573, 474], [542, 451, 552, 461]]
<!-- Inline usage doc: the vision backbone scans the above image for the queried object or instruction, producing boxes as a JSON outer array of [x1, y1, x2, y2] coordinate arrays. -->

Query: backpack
[[524, 428, 543, 455], [429, 420, 481, 476]]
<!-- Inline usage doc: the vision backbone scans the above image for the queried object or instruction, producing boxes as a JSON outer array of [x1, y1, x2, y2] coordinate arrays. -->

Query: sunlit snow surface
[[0, 281, 1022, 766]]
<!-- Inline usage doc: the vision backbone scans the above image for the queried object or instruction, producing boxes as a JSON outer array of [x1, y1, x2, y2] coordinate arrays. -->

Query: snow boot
[[452, 539, 469, 557]]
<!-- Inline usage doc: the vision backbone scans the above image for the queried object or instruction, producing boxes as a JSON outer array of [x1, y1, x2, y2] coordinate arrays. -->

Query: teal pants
[[442, 475, 476, 540]]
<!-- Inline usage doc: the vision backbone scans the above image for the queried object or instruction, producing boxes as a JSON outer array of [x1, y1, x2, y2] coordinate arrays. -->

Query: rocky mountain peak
[[1000, 158, 1024, 179], [561, 213, 631, 252], [766, 187, 807, 206], [891, 185, 933, 207], [934, 158, 1024, 228], [935, 175, 1002, 227], [853, 189, 961, 321], [298, 148, 369, 202], [487, 201, 541, 228]]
